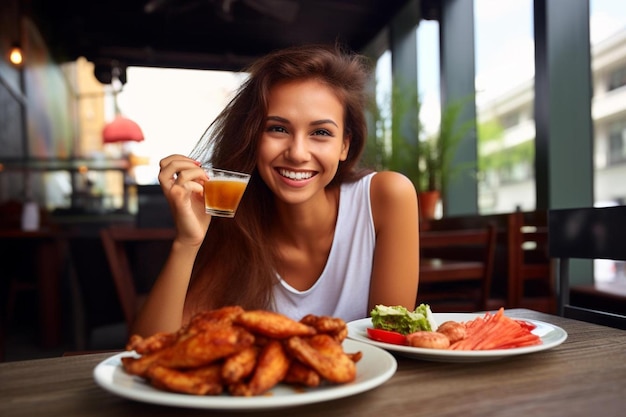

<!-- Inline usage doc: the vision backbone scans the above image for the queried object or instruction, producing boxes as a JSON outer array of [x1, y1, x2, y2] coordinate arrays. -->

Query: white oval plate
[[93, 339, 396, 410], [347, 313, 568, 363]]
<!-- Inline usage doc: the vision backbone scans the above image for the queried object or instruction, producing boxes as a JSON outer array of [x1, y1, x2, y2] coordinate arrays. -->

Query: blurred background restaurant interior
[[1, 0, 625, 361]]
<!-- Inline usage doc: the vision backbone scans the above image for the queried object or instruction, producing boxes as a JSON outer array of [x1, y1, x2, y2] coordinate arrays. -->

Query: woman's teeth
[[279, 169, 313, 180]]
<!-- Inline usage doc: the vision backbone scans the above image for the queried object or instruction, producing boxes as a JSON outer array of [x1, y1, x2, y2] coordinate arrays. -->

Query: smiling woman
[[130, 44, 420, 339], [257, 79, 350, 206]]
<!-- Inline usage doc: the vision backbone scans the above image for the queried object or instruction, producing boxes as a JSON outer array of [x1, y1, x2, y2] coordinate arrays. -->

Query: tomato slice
[[366, 328, 407, 345]]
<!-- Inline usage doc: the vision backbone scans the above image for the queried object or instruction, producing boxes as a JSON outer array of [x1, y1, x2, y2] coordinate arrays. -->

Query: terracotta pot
[[418, 190, 440, 220]]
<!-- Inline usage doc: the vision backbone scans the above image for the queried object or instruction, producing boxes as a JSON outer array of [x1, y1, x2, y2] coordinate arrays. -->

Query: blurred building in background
[[478, 27, 626, 213]]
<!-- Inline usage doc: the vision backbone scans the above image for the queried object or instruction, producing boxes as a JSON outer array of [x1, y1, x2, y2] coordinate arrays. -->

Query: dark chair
[[63, 225, 174, 354], [66, 233, 127, 350], [100, 227, 175, 329], [548, 206, 626, 329], [418, 224, 497, 312], [0, 201, 65, 358], [507, 210, 555, 313]]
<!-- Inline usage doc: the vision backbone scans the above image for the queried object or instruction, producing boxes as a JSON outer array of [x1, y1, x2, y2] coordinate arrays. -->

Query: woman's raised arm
[[130, 155, 211, 336]]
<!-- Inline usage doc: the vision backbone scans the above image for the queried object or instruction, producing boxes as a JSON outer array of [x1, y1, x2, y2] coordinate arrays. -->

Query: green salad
[[370, 304, 436, 335]]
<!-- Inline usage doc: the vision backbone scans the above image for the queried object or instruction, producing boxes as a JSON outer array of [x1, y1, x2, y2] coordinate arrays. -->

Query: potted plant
[[415, 138, 441, 220], [416, 97, 475, 218], [365, 83, 474, 219]]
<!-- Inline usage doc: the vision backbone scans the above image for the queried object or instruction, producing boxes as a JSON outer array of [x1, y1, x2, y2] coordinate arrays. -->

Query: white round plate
[[93, 339, 396, 410], [347, 313, 568, 363]]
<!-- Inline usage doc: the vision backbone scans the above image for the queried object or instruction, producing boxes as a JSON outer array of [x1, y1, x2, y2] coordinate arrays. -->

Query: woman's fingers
[[158, 155, 203, 189], [159, 156, 208, 206], [157, 155, 211, 244]]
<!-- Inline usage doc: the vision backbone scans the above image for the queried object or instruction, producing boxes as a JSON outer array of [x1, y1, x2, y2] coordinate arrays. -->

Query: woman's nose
[[285, 135, 310, 162]]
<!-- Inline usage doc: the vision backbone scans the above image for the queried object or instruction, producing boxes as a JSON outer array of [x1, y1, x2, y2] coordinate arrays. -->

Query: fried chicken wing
[[229, 340, 291, 396], [125, 306, 246, 357], [285, 335, 357, 384], [234, 310, 316, 338], [122, 349, 168, 377], [299, 314, 348, 342], [221, 346, 259, 384], [157, 324, 254, 368], [183, 306, 245, 335], [346, 351, 363, 363], [147, 363, 224, 395], [283, 359, 321, 387], [126, 332, 177, 354]]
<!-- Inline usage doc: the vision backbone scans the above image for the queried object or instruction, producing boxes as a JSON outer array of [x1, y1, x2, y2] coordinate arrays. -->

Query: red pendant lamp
[[102, 77, 144, 144], [102, 115, 144, 143]]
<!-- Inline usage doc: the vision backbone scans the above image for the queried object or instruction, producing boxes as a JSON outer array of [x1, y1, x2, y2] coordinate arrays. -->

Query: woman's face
[[257, 79, 350, 206]]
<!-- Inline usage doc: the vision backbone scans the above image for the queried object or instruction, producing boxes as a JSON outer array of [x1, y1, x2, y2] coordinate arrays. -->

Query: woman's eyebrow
[[266, 116, 338, 128], [311, 119, 339, 128], [266, 115, 289, 123]]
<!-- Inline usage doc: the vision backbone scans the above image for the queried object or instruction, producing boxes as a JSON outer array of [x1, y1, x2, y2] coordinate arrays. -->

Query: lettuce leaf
[[370, 304, 435, 335]]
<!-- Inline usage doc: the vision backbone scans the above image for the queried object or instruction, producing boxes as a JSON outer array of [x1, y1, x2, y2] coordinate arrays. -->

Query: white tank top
[[272, 173, 376, 322]]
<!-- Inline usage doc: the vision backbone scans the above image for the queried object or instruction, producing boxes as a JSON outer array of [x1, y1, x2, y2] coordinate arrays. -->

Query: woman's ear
[[340, 135, 351, 161]]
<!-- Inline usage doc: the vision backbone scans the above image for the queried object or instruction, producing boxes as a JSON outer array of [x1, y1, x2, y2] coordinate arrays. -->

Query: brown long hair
[[186, 44, 373, 314]]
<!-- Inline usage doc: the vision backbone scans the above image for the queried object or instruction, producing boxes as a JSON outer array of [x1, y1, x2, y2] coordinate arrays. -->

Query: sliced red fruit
[[366, 327, 407, 345]]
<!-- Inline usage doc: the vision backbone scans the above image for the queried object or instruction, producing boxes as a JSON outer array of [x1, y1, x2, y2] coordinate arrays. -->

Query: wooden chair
[[418, 224, 497, 312], [0, 201, 65, 355], [100, 227, 175, 329], [507, 210, 556, 313], [548, 206, 626, 330]]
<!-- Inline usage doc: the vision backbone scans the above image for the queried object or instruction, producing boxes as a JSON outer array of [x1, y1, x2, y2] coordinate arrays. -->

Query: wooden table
[[1, 309, 624, 417]]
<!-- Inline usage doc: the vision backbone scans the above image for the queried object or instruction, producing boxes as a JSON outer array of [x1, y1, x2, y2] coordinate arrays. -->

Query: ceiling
[[29, 0, 424, 77]]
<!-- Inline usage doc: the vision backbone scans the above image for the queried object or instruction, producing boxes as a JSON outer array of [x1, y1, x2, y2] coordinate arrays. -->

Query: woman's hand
[[158, 154, 211, 246]]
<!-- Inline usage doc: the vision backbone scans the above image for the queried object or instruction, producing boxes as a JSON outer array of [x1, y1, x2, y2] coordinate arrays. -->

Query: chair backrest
[[419, 224, 497, 311], [548, 206, 626, 329], [100, 227, 175, 328], [507, 210, 555, 313]]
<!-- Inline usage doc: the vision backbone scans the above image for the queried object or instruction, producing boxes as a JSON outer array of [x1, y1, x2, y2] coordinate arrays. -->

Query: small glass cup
[[203, 167, 251, 218]]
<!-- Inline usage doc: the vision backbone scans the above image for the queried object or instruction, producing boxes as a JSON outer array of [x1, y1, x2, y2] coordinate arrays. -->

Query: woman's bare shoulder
[[370, 171, 418, 200], [369, 171, 418, 228]]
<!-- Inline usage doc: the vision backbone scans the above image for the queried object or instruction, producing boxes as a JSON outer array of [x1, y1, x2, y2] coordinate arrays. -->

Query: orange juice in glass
[[203, 167, 250, 218]]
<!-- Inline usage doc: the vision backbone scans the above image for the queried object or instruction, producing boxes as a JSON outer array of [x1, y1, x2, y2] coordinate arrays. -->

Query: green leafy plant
[[365, 81, 475, 199], [420, 96, 475, 196], [477, 118, 534, 183]]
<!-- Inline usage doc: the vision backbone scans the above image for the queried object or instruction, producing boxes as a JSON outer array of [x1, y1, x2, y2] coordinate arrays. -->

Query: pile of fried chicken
[[122, 306, 362, 396]]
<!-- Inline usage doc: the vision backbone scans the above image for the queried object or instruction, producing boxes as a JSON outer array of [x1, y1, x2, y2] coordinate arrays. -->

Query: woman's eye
[[312, 129, 332, 136], [267, 125, 287, 133]]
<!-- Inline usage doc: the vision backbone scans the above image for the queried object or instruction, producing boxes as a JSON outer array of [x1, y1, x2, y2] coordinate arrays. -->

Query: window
[[474, 0, 535, 213], [607, 66, 626, 92], [500, 111, 520, 130], [608, 120, 626, 164]]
